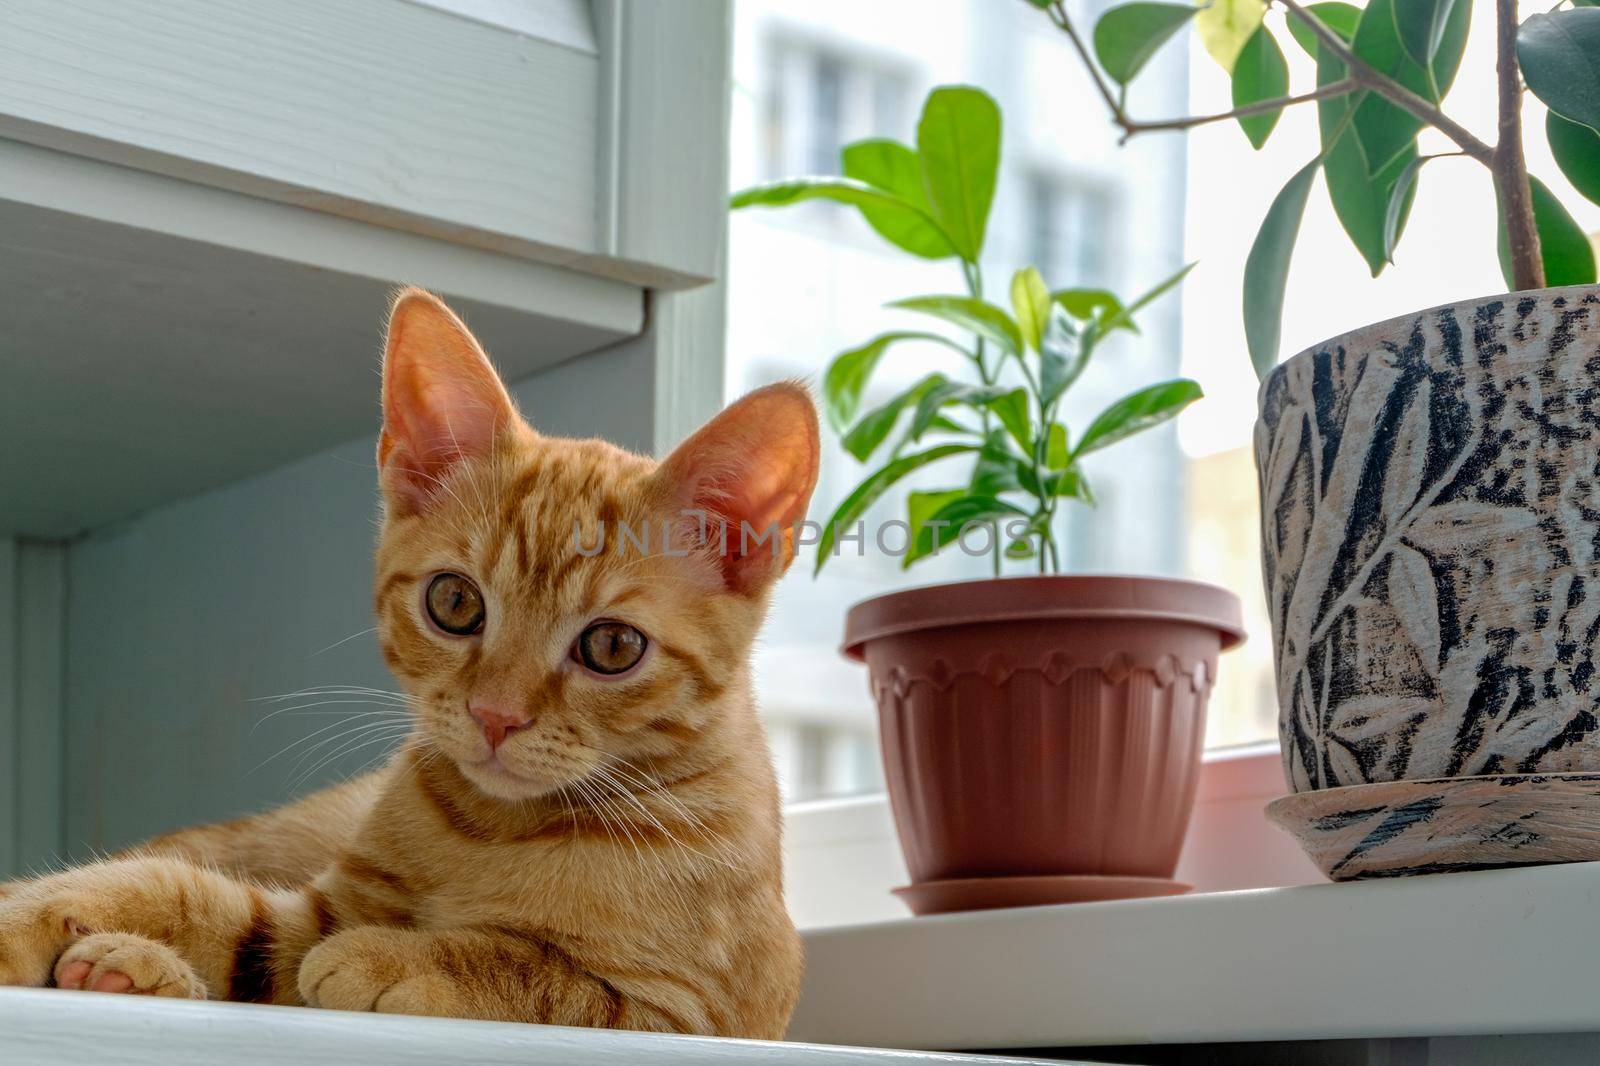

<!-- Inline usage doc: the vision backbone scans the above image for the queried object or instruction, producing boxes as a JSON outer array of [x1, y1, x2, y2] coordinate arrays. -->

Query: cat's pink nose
[[470, 704, 529, 751]]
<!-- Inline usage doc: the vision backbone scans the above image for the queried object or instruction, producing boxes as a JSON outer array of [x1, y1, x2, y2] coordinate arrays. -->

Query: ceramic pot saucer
[[1266, 772, 1600, 881], [892, 874, 1191, 916]]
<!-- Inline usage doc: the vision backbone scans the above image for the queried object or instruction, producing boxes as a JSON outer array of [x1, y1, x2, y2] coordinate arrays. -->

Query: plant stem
[[1116, 81, 1359, 138], [960, 257, 1003, 576], [1493, 0, 1544, 290], [1044, 0, 1541, 290], [1274, 0, 1495, 165], [1047, 2, 1356, 143]]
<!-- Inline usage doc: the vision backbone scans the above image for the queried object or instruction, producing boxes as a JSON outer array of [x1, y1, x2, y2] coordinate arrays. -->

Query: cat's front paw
[[55, 932, 206, 999], [0, 893, 73, 987], [299, 928, 464, 1017]]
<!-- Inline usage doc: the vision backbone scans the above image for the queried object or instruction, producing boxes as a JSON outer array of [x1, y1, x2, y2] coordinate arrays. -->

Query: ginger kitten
[[0, 289, 815, 1038]]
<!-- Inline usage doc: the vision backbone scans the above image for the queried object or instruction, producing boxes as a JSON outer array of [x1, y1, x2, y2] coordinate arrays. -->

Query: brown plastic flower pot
[[842, 575, 1244, 916]]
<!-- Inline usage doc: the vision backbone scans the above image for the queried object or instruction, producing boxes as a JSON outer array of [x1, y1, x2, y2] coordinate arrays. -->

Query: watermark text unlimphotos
[[573, 510, 1032, 561]]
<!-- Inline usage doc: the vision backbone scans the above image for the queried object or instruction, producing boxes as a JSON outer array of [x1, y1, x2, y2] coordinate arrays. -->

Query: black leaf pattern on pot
[[1256, 287, 1600, 792]]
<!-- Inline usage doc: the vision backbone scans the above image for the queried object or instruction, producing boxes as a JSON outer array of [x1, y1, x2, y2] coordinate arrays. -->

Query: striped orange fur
[[0, 289, 816, 1038]]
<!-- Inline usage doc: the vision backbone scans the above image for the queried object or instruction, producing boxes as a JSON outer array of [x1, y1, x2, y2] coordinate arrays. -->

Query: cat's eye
[[425, 573, 485, 636], [573, 621, 647, 675]]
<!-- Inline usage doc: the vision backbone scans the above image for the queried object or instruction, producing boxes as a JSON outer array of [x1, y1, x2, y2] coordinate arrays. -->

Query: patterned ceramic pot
[[1257, 285, 1600, 795]]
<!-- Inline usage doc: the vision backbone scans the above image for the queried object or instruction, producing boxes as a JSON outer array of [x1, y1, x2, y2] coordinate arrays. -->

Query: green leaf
[[1382, 153, 1432, 263], [1519, 10, 1600, 132], [1009, 267, 1052, 352], [1197, 0, 1266, 73], [1496, 175, 1597, 290], [1092, 3, 1197, 86], [904, 494, 1028, 569], [905, 489, 968, 566], [889, 294, 1024, 354], [1044, 465, 1092, 500], [916, 86, 1002, 261], [1005, 537, 1037, 560], [1334, 142, 1421, 277], [971, 432, 1026, 497], [730, 177, 935, 218], [987, 388, 1033, 454], [1045, 423, 1070, 468], [906, 381, 1015, 446], [841, 373, 945, 462], [1052, 288, 1129, 328], [926, 413, 977, 437], [1306, 2, 1414, 275], [840, 139, 959, 259], [1232, 25, 1289, 149], [822, 331, 967, 434], [1073, 379, 1203, 458], [814, 444, 979, 575], [1548, 111, 1600, 207], [1038, 308, 1086, 409], [1243, 158, 1319, 380], [1286, 2, 1360, 56], [1348, 0, 1469, 176], [1099, 261, 1195, 336], [1392, 0, 1458, 67]]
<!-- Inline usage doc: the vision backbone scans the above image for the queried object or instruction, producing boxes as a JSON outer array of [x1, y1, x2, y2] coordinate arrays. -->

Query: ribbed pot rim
[[1258, 283, 1600, 402], [840, 574, 1245, 661]]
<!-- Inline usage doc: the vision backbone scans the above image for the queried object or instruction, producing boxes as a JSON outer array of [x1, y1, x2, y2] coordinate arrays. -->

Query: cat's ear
[[378, 287, 519, 514], [657, 382, 820, 593]]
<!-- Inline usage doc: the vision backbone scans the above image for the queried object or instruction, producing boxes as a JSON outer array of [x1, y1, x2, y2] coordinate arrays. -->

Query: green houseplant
[[732, 86, 1245, 915], [1027, 0, 1600, 375], [733, 86, 1201, 573], [1026, 0, 1600, 881]]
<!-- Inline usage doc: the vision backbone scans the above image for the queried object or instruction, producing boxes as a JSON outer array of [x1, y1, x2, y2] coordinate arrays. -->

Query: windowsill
[[783, 743, 1322, 929], [0, 987, 1069, 1065], [790, 860, 1600, 1051]]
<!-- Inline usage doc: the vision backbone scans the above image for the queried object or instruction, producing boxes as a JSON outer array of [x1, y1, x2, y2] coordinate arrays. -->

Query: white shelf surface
[[0, 140, 643, 538], [791, 861, 1600, 1051], [0, 987, 1076, 1066]]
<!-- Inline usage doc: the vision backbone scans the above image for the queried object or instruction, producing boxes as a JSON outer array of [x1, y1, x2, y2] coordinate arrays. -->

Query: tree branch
[[1118, 80, 1357, 139], [1047, 2, 1126, 121], [1492, 0, 1543, 290], [1274, 0, 1495, 165], [1047, 2, 1355, 143]]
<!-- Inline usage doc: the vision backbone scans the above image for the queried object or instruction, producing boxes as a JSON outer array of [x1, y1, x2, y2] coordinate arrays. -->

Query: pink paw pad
[[56, 958, 134, 993]]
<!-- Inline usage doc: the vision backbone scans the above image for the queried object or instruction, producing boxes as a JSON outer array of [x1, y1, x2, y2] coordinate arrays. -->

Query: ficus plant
[[730, 86, 1201, 575], [1027, 0, 1600, 377]]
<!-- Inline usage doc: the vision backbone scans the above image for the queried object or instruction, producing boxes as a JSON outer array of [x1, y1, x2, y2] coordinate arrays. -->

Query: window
[[761, 36, 911, 181], [1025, 171, 1115, 291], [729, 2, 1275, 804]]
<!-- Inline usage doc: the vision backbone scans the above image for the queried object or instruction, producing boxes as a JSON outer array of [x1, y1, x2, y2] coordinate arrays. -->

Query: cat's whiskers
[[288, 730, 411, 789], [588, 770, 699, 874], [580, 775, 666, 877], [584, 762, 739, 873], [250, 712, 413, 778], [287, 723, 414, 791], [309, 626, 381, 657], [566, 776, 630, 861], [251, 683, 419, 701], [600, 754, 712, 831], [248, 700, 412, 736]]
